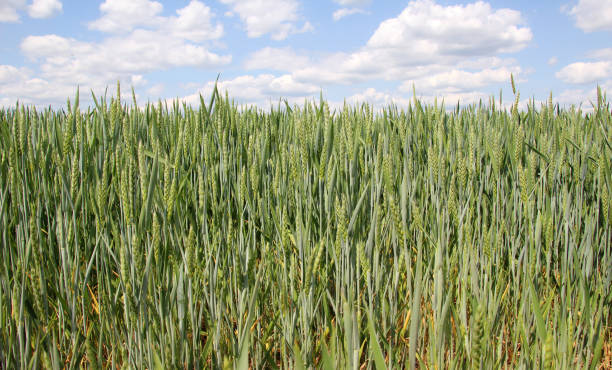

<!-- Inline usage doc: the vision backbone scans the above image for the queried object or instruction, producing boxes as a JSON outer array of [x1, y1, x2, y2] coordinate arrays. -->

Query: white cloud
[[28, 0, 62, 19], [333, 0, 370, 6], [89, 0, 164, 32], [0, 0, 26, 22], [3, 0, 533, 109], [246, 0, 529, 109], [0, 64, 75, 106], [556, 88, 592, 107], [1, 62, 162, 107], [338, 87, 488, 112], [182, 74, 320, 107], [219, 0, 312, 40], [548, 57, 558, 66], [21, 31, 230, 81], [556, 47, 612, 85], [587, 48, 612, 59], [2, 1, 229, 106], [344, 88, 411, 107], [566, 0, 612, 32], [556, 61, 612, 84], [1, 0, 62, 22], [225, 0, 532, 110], [416, 90, 490, 107], [0, 65, 29, 84], [267, 74, 320, 95], [399, 66, 521, 92], [288, 1, 531, 92], [333, 8, 367, 21], [232, 0, 531, 109], [555, 85, 612, 110], [169, 1, 224, 42], [367, 0, 531, 55], [89, 0, 223, 41], [244, 47, 311, 71]]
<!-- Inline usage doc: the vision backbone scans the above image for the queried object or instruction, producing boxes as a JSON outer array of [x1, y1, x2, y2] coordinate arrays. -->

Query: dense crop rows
[[0, 83, 610, 368]]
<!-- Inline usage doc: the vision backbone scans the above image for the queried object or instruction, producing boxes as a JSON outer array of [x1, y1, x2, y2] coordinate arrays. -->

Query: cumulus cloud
[[0, 65, 29, 84], [367, 0, 531, 55], [218, 0, 532, 108], [22, 32, 230, 79], [554, 47, 612, 108], [548, 57, 558, 66], [2, 0, 229, 106], [333, 8, 367, 21], [565, 0, 612, 32], [0, 0, 62, 22], [219, 0, 312, 40], [399, 66, 522, 92], [182, 74, 320, 107], [89, 0, 223, 41], [292, 1, 530, 89], [556, 61, 612, 84], [0, 64, 75, 106], [4, 0, 534, 109], [170, 1, 225, 41], [28, 0, 62, 18], [0, 0, 26, 22], [556, 47, 612, 85], [88, 0, 164, 32]]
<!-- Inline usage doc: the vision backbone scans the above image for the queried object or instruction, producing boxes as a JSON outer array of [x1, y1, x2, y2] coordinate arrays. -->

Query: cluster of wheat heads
[[0, 83, 610, 368]]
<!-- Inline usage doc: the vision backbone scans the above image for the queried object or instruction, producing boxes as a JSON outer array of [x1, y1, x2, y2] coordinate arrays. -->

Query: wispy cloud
[[333, 7, 368, 21]]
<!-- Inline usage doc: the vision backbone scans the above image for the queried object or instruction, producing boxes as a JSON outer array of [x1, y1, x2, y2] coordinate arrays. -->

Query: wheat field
[[0, 82, 610, 368]]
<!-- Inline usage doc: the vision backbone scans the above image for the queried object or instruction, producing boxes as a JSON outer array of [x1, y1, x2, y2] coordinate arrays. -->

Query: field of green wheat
[[0, 82, 610, 369]]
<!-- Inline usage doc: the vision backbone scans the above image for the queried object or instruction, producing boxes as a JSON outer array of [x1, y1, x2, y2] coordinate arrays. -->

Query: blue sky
[[1, 0, 611, 109]]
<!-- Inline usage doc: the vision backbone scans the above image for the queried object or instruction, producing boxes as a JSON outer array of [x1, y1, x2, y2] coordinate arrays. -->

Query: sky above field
[[1, 0, 611, 109]]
